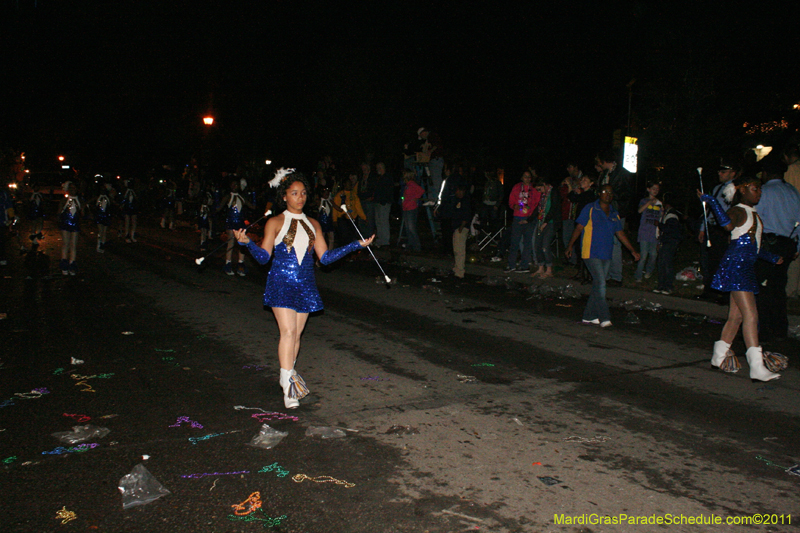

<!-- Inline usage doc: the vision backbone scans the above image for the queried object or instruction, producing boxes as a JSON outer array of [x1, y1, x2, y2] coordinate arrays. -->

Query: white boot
[[279, 368, 299, 409], [711, 340, 731, 368], [745, 346, 780, 382]]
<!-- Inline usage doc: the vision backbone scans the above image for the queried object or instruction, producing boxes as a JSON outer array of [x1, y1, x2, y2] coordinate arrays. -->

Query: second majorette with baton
[[234, 168, 374, 408]]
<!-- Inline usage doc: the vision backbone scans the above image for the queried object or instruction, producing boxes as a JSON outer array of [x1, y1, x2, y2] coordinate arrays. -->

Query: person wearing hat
[[754, 154, 800, 341], [696, 157, 740, 302]]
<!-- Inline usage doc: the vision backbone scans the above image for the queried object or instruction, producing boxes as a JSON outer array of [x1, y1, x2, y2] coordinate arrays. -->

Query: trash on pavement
[[55, 506, 77, 524], [52, 425, 110, 445], [386, 425, 419, 435], [247, 424, 289, 449], [168, 416, 203, 428], [457, 374, 478, 383], [305, 426, 347, 439], [563, 435, 610, 443], [624, 311, 641, 324], [292, 473, 355, 488], [70, 357, 84, 365], [258, 462, 290, 477], [422, 285, 443, 295], [537, 476, 561, 486], [676, 266, 701, 281], [121, 331, 134, 335], [118, 464, 171, 509]]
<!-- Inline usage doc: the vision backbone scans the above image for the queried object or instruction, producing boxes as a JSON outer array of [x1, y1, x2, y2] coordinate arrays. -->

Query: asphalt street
[[1, 220, 799, 533]]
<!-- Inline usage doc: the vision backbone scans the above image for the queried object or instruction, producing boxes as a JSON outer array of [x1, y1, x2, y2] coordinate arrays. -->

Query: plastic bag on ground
[[118, 464, 170, 509], [305, 426, 347, 439], [247, 424, 289, 449], [52, 425, 111, 445]]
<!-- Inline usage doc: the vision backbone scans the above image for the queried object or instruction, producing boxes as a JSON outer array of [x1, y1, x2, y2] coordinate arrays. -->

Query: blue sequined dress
[[59, 196, 81, 232], [711, 204, 779, 293], [225, 193, 246, 230], [94, 195, 112, 226], [264, 211, 323, 313]]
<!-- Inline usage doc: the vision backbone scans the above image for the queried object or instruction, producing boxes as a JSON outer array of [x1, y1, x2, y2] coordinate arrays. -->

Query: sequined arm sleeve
[[700, 194, 731, 227], [243, 240, 271, 265], [758, 249, 781, 264], [320, 240, 362, 265]]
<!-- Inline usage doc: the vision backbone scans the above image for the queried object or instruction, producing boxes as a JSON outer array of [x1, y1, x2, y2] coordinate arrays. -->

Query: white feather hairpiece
[[268, 167, 296, 188], [722, 181, 736, 204]]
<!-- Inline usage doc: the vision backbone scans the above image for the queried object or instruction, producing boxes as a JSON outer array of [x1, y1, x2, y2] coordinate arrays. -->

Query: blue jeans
[[584, 258, 612, 322], [635, 240, 658, 280], [403, 209, 421, 251], [508, 218, 534, 269], [533, 221, 556, 267], [609, 217, 625, 281], [562, 219, 577, 265]]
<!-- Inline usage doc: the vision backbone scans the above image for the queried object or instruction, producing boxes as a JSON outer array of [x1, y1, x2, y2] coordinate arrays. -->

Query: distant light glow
[[203, 116, 214, 125], [265, 160, 272, 165], [58, 155, 65, 161]]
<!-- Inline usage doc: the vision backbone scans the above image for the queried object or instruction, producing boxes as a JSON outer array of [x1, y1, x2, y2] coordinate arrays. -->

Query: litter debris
[[52, 425, 110, 445], [3, 456, 17, 464], [441, 508, 485, 524], [248, 424, 289, 449], [63, 413, 91, 423], [121, 331, 134, 335], [142, 455, 150, 460], [676, 266, 701, 281], [168, 416, 203, 429], [471, 363, 495, 367], [422, 285, 443, 295], [305, 426, 347, 439], [360, 375, 391, 381], [15, 388, 50, 399], [118, 464, 171, 509], [227, 510, 287, 527], [620, 298, 662, 312], [55, 506, 77, 525], [189, 431, 238, 445], [182, 470, 249, 479], [53, 368, 65, 375], [563, 436, 610, 443], [258, 462, 290, 477], [546, 366, 566, 373], [531, 462, 542, 466], [385, 425, 419, 435], [42, 443, 100, 455], [70, 357, 84, 365], [154, 348, 175, 353], [242, 364, 268, 371], [788, 465, 800, 477], [624, 311, 641, 324], [537, 476, 561, 486], [251, 412, 299, 423], [231, 491, 262, 515], [292, 473, 355, 488], [457, 374, 478, 383], [512, 418, 524, 426]]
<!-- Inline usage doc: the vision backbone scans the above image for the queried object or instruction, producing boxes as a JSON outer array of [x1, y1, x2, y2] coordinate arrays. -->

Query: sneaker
[[652, 289, 664, 294], [224, 262, 234, 276], [237, 262, 246, 277], [96, 241, 103, 253], [600, 320, 612, 328], [422, 200, 436, 207], [644, 272, 652, 279], [661, 290, 672, 295], [503, 267, 516, 274], [60, 259, 69, 275], [68, 262, 77, 276], [490, 256, 502, 262], [582, 319, 600, 325]]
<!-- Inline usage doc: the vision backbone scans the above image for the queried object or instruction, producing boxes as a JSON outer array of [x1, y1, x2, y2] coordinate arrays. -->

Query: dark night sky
[[2, 1, 797, 175]]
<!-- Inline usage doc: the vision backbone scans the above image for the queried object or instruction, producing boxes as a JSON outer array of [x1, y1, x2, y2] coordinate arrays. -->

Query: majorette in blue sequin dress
[[225, 193, 246, 231], [711, 204, 779, 294], [94, 195, 112, 226], [59, 196, 81, 232], [264, 211, 324, 313]]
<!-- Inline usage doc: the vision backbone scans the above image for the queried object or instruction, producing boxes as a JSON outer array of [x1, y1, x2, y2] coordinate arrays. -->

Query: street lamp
[[203, 116, 214, 126], [58, 155, 65, 161]]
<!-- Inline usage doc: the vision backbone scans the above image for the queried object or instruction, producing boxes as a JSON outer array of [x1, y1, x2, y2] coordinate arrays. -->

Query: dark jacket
[[601, 165, 634, 219]]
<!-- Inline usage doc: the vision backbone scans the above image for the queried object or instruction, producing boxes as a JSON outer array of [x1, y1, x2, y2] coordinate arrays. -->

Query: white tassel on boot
[[711, 340, 731, 368], [745, 346, 780, 382], [280, 368, 300, 409]]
